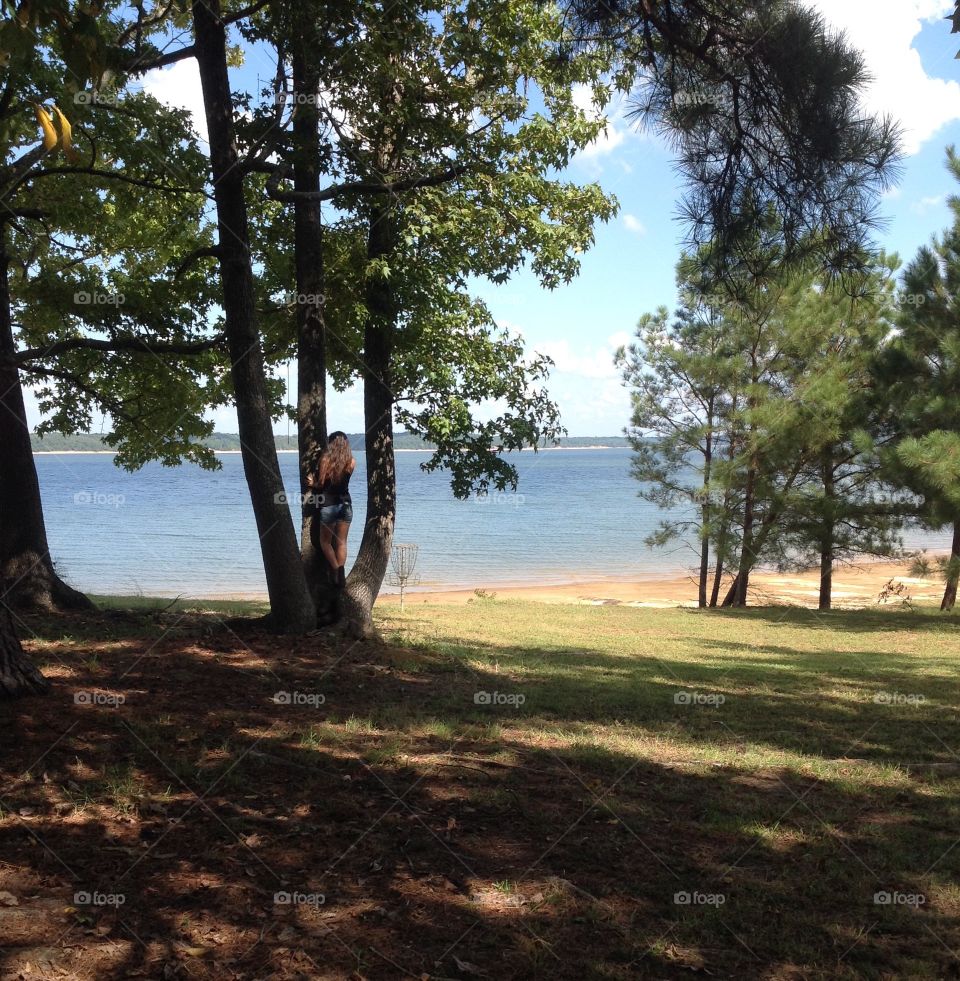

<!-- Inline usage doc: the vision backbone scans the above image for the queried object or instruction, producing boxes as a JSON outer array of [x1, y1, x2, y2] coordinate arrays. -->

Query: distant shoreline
[[33, 445, 628, 456]]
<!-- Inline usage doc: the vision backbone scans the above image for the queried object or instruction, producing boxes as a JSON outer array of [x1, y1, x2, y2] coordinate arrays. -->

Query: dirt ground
[[2, 580, 958, 978]]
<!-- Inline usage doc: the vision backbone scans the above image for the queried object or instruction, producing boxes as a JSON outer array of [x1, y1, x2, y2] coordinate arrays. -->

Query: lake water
[[34, 449, 952, 598]]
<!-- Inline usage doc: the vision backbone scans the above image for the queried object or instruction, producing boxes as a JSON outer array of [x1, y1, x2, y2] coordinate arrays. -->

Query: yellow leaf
[[52, 105, 79, 162], [33, 104, 58, 152]]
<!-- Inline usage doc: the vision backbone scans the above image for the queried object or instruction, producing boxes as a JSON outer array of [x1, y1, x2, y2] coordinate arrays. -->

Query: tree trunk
[[192, 0, 315, 634], [0, 222, 92, 612], [818, 545, 833, 612], [709, 557, 724, 608], [941, 521, 960, 612], [289, 39, 337, 623], [698, 418, 713, 608], [731, 457, 756, 607], [340, 205, 397, 637], [819, 449, 835, 612], [710, 425, 738, 608], [721, 462, 804, 608], [697, 518, 710, 608], [0, 591, 49, 697], [727, 356, 762, 609]]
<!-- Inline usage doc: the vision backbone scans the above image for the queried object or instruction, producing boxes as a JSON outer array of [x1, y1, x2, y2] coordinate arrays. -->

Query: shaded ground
[[2, 599, 960, 979]]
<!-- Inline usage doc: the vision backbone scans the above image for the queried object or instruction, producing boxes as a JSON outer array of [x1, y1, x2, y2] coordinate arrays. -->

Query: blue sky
[[475, 0, 960, 436], [23, 1, 960, 439]]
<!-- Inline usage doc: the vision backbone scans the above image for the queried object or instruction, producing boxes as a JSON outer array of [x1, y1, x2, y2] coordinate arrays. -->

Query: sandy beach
[[376, 559, 946, 608], [184, 558, 945, 609]]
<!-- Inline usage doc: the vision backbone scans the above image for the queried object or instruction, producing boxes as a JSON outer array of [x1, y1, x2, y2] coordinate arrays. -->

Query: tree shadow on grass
[[394, 624, 960, 765], [1, 607, 959, 978], [703, 604, 960, 634]]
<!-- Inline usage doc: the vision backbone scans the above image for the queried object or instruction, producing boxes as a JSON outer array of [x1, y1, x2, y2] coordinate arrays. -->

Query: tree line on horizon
[[0, 0, 916, 694], [28, 432, 633, 452]]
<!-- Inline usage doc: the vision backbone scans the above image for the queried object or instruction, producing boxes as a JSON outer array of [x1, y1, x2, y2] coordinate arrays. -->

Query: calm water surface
[[34, 449, 951, 597]]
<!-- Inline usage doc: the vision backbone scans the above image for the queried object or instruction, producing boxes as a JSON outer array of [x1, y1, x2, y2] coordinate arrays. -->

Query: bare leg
[[318, 524, 339, 574], [332, 521, 350, 569]]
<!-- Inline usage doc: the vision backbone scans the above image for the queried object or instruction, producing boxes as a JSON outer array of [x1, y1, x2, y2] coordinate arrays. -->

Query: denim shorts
[[318, 501, 353, 526]]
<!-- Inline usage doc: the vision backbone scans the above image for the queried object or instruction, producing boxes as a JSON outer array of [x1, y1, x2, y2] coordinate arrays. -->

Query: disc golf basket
[[388, 543, 421, 610]]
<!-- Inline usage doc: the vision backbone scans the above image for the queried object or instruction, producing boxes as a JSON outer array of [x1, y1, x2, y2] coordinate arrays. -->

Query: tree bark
[[727, 353, 760, 609], [818, 541, 834, 612], [709, 424, 738, 608], [731, 455, 757, 607], [192, 0, 315, 633], [819, 449, 835, 612], [698, 512, 710, 608], [340, 204, 398, 636], [288, 38, 337, 623], [0, 221, 92, 612], [941, 521, 960, 612], [698, 411, 713, 608], [709, 557, 724, 608], [0, 590, 49, 697]]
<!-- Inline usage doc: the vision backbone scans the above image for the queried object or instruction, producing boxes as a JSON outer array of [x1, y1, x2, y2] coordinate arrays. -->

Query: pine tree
[[880, 150, 960, 609], [616, 270, 740, 607]]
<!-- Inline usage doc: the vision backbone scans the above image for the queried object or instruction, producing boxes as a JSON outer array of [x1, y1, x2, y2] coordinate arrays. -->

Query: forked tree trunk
[[0, 221, 92, 612], [341, 204, 397, 637], [942, 521, 960, 612], [193, 0, 315, 633], [289, 38, 337, 623], [721, 464, 803, 608], [340, 342, 395, 637], [0, 593, 49, 697]]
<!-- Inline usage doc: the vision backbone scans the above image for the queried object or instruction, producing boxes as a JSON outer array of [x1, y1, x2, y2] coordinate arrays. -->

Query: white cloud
[[535, 332, 628, 381], [911, 194, 946, 212], [140, 59, 208, 144], [547, 375, 631, 434], [805, 0, 960, 155], [571, 84, 631, 161], [623, 214, 647, 235]]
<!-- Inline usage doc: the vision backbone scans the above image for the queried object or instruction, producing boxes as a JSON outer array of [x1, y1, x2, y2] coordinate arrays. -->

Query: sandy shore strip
[[164, 559, 946, 609], [376, 560, 943, 608]]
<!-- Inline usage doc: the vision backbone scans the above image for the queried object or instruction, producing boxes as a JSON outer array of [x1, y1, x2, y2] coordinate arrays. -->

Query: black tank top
[[321, 468, 352, 503]]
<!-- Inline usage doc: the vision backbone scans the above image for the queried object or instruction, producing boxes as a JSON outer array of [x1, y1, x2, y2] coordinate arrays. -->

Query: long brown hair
[[315, 431, 352, 488]]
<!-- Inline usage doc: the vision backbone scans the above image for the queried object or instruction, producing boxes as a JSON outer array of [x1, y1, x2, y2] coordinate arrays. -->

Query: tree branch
[[126, 44, 198, 74], [12, 331, 227, 365], [265, 162, 476, 203], [123, 0, 273, 74], [174, 245, 224, 278], [26, 166, 190, 194], [19, 363, 133, 423], [3, 208, 50, 220]]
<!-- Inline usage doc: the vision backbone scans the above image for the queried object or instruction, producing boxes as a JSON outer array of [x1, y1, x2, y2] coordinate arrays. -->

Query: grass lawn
[[2, 596, 960, 978]]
